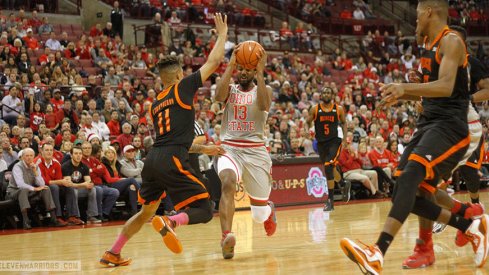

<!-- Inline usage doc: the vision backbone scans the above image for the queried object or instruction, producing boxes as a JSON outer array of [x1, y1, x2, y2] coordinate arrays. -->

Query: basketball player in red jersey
[[99, 13, 228, 267], [307, 87, 349, 211], [214, 44, 276, 259], [340, 1, 489, 273]]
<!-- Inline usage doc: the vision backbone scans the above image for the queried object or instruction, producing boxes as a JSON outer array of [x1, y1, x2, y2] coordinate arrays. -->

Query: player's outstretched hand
[[379, 83, 404, 108], [203, 145, 226, 156], [213, 13, 228, 37]]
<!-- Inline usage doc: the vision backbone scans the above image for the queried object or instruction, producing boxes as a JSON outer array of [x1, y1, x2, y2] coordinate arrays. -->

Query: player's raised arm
[[214, 45, 238, 102], [381, 33, 466, 103], [199, 13, 228, 83], [255, 50, 272, 111]]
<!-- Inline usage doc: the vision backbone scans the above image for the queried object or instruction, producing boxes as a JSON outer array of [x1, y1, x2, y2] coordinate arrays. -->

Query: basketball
[[235, 41, 265, 70]]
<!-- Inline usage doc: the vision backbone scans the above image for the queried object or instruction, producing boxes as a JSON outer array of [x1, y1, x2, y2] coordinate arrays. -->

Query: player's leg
[[402, 188, 435, 269], [216, 152, 241, 259], [321, 139, 342, 211], [152, 154, 213, 254], [341, 125, 489, 272], [241, 146, 276, 236], [100, 200, 161, 267]]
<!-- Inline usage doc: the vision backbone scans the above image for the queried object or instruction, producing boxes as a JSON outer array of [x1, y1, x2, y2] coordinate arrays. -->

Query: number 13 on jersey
[[233, 105, 248, 120]]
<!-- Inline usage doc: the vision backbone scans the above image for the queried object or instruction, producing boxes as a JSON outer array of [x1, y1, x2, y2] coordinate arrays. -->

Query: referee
[[190, 121, 221, 210]]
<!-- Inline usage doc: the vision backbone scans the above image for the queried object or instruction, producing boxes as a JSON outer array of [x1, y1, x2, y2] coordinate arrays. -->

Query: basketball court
[[1, 192, 488, 274]]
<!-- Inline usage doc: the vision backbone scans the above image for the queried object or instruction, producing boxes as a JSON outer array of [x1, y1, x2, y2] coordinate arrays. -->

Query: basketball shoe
[[323, 198, 334, 212], [264, 201, 277, 236], [432, 222, 448, 234], [464, 214, 489, 267], [152, 215, 182, 254], [340, 238, 383, 275], [221, 232, 236, 259], [402, 238, 435, 269], [455, 203, 485, 248], [99, 251, 132, 267]]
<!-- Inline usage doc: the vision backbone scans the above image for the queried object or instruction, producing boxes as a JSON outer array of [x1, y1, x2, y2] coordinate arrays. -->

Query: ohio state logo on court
[[306, 167, 327, 198]]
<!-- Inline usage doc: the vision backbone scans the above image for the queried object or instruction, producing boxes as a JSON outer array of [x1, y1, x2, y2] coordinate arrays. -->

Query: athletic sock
[[447, 214, 472, 232], [111, 234, 129, 254], [376, 231, 394, 255], [168, 212, 189, 227], [328, 189, 334, 202], [419, 227, 432, 244], [450, 199, 469, 217]]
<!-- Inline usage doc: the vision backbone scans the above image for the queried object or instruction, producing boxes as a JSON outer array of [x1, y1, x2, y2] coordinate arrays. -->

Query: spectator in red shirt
[[80, 142, 119, 219], [22, 28, 40, 50], [107, 110, 121, 138], [50, 89, 64, 112], [90, 23, 103, 37], [28, 10, 43, 28], [340, 8, 353, 19], [36, 143, 83, 225], [117, 123, 134, 150], [338, 142, 382, 197], [368, 135, 395, 180]]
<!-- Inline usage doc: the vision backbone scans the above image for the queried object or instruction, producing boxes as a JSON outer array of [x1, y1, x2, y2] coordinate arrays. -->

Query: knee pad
[[324, 165, 334, 181], [250, 205, 272, 223], [460, 166, 481, 193]]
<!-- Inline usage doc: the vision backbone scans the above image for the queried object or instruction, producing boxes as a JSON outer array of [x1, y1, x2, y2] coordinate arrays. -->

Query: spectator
[[92, 111, 110, 142], [38, 17, 54, 34], [338, 141, 383, 198], [353, 6, 365, 20], [36, 143, 85, 226], [111, 1, 124, 39], [2, 86, 24, 124], [80, 142, 119, 220], [107, 110, 121, 138], [103, 22, 115, 38], [119, 144, 144, 183], [368, 136, 395, 180], [45, 32, 62, 51], [7, 148, 58, 229], [117, 123, 134, 150], [61, 145, 101, 223]]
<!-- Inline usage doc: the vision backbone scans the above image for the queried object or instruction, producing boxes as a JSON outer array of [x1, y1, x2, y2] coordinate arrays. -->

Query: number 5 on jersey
[[324, 124, 329, 135], [234, 105, 248, 120]]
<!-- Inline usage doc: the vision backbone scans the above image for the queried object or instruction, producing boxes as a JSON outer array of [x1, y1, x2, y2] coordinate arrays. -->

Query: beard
[[322, 98, 332, 103]]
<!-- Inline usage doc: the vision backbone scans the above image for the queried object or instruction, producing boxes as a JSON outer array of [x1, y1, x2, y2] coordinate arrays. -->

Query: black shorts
[[138, 146, 209, 210], [396, 118, 470, 189], [318, 138, 342, 166], [466, 136, 485, 170]]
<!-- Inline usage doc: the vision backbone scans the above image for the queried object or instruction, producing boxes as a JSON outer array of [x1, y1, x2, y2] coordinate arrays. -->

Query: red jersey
[[35, 156, 63, 185], [368, 148, 394, 169]]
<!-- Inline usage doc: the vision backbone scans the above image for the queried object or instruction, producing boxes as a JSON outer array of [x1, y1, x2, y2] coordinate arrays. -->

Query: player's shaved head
[[158, 56, 183, 85], [418, 0, 448, 18]]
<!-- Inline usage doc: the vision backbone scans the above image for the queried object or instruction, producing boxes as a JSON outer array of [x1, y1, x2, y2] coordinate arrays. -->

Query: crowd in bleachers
[[0, 0, 489, 230]]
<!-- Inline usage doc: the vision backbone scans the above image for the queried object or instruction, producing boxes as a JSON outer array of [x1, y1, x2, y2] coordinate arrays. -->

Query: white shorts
[[217, 143, 272, 201], [458, 104, 482, 167]]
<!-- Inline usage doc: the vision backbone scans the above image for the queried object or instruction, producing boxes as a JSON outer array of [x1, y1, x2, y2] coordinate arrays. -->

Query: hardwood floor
[[1, 192, 488, 274]]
